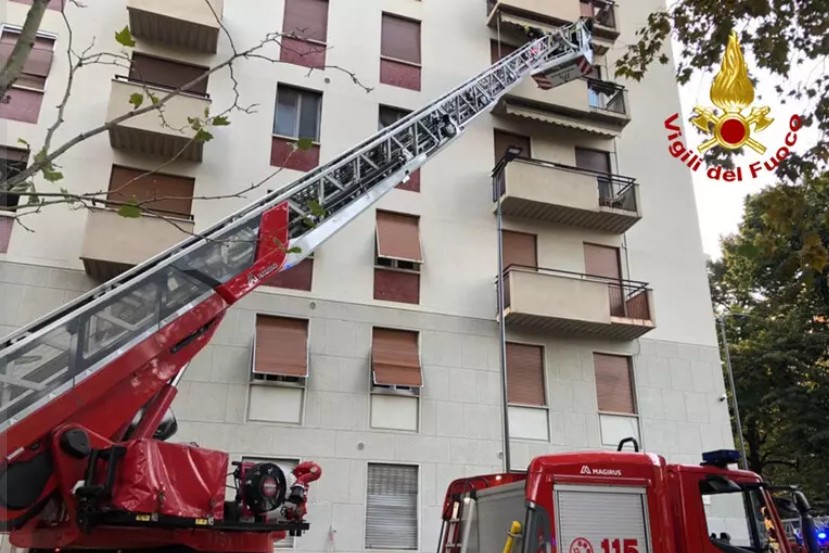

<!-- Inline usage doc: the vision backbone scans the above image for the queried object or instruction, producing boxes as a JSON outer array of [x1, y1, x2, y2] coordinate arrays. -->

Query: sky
[[671, 42, 822, 260]]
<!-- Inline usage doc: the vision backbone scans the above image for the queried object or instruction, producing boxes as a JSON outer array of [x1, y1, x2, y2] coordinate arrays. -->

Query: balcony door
[[575, 147, 614, 206], [584, 243, 624, 317], [494, 129, 531, 164]]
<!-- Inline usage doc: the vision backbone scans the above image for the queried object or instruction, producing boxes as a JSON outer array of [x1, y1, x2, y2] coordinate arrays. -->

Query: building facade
[[0, 0, 734, 552]]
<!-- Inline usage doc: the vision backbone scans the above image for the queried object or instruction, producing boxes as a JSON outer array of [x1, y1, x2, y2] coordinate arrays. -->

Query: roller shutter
[[556, 486, 651, 553], [366, 464, 418, 549]]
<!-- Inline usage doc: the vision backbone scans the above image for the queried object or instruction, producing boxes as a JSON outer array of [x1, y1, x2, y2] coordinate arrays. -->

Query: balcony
[[494, 77, 631, 137], [126, 0, 223, 54], [80, 206, 195, 282], [106, 76, 211, 162], [494, 158, 641, 233], [486, 0, 619, 54], [501, 267, 655, 340]]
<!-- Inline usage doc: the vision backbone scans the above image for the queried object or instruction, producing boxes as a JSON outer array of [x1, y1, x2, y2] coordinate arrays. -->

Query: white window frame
[[593, 350, 642, 450], [250, 315, 311, 388], [273, 84, 322, 141]]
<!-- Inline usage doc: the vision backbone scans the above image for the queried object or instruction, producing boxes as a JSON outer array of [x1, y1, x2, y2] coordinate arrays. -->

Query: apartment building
[[0, 0, 734, 552]]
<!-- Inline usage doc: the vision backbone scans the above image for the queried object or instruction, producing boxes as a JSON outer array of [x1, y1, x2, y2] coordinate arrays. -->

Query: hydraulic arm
[[0, 19, 593, 553]]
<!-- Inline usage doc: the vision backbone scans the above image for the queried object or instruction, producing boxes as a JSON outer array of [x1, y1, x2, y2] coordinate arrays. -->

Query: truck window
[[522, 505, 552, 553], [701, 487, 780, 552]]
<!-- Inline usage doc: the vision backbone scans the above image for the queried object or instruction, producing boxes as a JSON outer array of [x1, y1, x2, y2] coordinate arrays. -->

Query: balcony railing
[[120, 74, 211, 100], [500, 265, 655, 339], [493, 157, 641, 232], [587, 78, 627, 115]]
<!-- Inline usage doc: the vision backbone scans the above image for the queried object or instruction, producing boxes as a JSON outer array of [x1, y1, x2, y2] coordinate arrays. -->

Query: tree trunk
[[0, 0, 51, 101], [746, 419, 765, 474]]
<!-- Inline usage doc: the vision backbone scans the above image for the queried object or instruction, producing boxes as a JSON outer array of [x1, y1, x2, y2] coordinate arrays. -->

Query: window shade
[[254, 316, 309, 377], [108, 166, 195, 218], [501, 230, 537, 270], [506, 342, 545, 406], [381, 14, 421, 64], [129, 53, 208, 95], [0, 31, 54, 79], [490, 40, 518, 64], [583, 243, 621, 279], [376, 211, 422, 262], [366, 464, 418, 549], [283, 0, 329, 42], [575, 147, 611, 174], [372, 328, 422, 387], [594, 353, 636, 414], [493, 129, 530, 164]]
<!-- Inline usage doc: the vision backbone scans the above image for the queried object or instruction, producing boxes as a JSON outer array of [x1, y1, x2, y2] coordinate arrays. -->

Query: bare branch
[[0, 0, 50, 99]]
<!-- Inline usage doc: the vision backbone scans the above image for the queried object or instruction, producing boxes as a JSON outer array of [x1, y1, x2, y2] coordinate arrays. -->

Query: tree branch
[[0, 0, 50, 100]]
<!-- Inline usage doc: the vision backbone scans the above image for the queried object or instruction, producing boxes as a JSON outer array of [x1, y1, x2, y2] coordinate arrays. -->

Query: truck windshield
[[701, 486, 782, 553]]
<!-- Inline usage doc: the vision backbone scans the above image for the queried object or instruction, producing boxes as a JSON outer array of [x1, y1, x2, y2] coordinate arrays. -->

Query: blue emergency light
[[817, 532, 827, 541], [701, 450, 742, 468]]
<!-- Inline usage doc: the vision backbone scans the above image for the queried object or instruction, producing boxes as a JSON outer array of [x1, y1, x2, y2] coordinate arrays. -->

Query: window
[[380, 14, 421, 91], [370, 327, 421, 432], [374, 210, 422, 304], [128, 53, 209, 96], [271, 85, 322, 171], [493, 129, 531, 164], [593, 353, 639, 447], [241, 457, 300, 548], [506, 342, 548, 441], [1, 147, 29, 211], [0, 27, 55, 123], [580, 0, 616, 28], [248, 315, 309, 424], [490, 40, 518, 64], [263, 257, 314, 292], [701, 480, 778, 552], [280, 0, 328, 68], [501, 230, 537, 271], [107, 166, 195, 219], [584, 243, 624, 316], [379, 105, 419, 192], [366, 463, 418, 549]]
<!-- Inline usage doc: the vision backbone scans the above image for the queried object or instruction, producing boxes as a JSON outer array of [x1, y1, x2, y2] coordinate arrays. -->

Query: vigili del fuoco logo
[[664, 31, 802, 181]]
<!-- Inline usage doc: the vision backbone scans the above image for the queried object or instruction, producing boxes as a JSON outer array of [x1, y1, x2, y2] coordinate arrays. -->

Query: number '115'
[[601, 539, 639, 553]]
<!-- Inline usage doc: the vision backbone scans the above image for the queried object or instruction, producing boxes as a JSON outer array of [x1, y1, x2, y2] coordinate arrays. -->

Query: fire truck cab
[[439, 446, 818, 553]]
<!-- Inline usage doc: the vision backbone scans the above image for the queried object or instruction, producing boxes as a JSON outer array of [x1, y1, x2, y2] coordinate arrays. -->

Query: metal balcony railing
[[115, 74, 211, 100], [493, 157, 638, 213], [587, 78, 627, 115], [501, 265, 652, 320]]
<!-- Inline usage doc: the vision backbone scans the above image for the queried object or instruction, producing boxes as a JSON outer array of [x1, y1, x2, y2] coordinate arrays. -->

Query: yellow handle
[[502, 521, 523, 553]]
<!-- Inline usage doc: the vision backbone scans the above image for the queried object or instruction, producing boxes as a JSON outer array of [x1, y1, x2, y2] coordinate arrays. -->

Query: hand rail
[[586, 77, 627, 114], [114, 74, 212, 100], [502, 264, 650, 291]]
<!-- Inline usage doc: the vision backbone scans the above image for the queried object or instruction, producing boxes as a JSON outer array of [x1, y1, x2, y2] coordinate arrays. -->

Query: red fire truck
[[438, 443, 822, 553]]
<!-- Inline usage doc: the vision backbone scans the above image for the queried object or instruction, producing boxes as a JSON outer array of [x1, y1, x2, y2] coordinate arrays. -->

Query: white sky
[[671, 41, 823, 259]]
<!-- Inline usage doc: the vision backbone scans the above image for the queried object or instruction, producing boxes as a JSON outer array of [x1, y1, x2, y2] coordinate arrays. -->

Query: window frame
[[592, 352, 638, 416], [369, 326, 422, 397], [0, 24, 57, 94], [273, 84, 323, 142], [364, 462, 420, 550], [374, 210, 423, 273], [505, 340, 548, 409], [379, 12, 422, 69], [251, 314, 311, 388]]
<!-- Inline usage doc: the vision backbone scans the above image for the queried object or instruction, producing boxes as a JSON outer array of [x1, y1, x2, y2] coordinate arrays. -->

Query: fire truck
[[438, 443, 823, 553]]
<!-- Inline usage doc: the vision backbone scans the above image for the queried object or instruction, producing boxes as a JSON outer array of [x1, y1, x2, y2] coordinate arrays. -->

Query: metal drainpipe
[[719, 315, 748, 469], [494, 168, 511, 474]]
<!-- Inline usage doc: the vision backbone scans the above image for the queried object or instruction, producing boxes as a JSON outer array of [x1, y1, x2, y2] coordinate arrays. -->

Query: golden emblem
[[690, 32, 773, 154]]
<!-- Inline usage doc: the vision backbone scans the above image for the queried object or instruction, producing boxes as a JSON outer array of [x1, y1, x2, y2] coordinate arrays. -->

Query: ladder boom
[[0, 20, 593, 452]]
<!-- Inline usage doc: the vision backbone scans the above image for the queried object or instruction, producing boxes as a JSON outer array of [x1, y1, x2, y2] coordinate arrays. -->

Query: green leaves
[[307, 199, 326, 218], [128, 92, 144, 109], [211, 115, 230, 126], [194, 128, 214, 143], [33, 148, 64, 183], [117, 199, 141, 218], [114, 26, 136, 48], [295, 137, 314, 151], [286, 246, 303, 254]]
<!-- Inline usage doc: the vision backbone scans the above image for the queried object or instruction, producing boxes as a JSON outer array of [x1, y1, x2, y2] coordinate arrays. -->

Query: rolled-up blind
[[381, 14, 421, 64], [366, 464, 418, 549], [376, 210, 422, 262], [593, 353, 635, 414], [283, 0, 329, 42], [108, 166, 195, 218], [372, 327, 422, 387], [254, 316, 309, 377], [501, 230, 537, 271], [506, 342, 545, 406]]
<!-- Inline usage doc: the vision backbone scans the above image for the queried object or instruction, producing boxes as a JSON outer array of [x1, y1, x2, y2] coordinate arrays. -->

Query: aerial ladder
[[0, 19, 593, 553]]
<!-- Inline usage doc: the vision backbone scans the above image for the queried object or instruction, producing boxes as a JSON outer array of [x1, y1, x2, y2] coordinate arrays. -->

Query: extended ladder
[[0, 21, 592, 440]]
